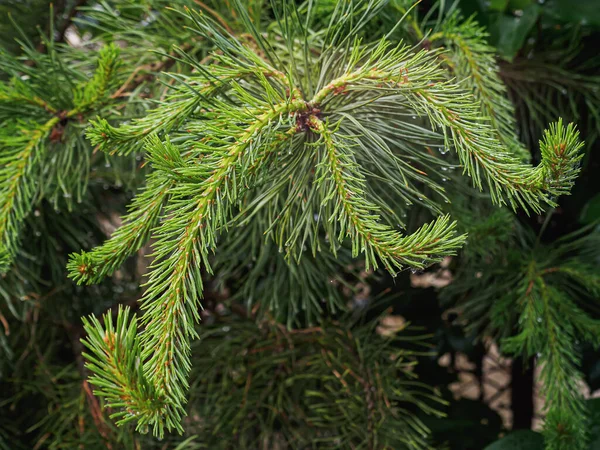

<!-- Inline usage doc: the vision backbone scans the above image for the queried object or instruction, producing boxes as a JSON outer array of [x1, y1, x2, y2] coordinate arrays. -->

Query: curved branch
[[311, 116, 466, 273], [433, 15, 526, 157], [310, 43, 583, 213]]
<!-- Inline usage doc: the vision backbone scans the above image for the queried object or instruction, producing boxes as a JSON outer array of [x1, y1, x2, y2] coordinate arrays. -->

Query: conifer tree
[[0, 1, 598, 449]]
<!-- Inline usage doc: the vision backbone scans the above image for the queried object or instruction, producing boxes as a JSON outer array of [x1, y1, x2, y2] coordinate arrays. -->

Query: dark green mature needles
[[187, 314, 443, 449], [443, 222, 600, 449], [64, 1, 585, 436]]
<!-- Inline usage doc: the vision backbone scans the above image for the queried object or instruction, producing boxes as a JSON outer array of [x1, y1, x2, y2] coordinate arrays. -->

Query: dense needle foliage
[[0, 1, 599, 449]]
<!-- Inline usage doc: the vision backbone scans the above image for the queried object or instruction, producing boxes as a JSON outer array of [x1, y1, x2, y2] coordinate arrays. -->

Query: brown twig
[[64, 321, 115, 449], [0, 309, 9, 336], [110, 43, 193, 100], [82, 379, 114, 449], [191, 0, 233, 33]]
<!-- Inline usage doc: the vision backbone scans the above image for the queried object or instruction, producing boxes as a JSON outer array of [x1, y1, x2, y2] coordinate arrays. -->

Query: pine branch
[[67, 169, 172, 285], [186, 313, 443, 449], [430, 13, 529, 160], [503, 277, 591, 449], [0, 43, 122, 272], [299, 39, 583, 212], [72, 43, 121, 113], [499, 28, 600, 150], [446, 222, 600, 449], [70, 2, 585, 435], [86, 63, 299, 156], [137, 96, 305, 408]]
